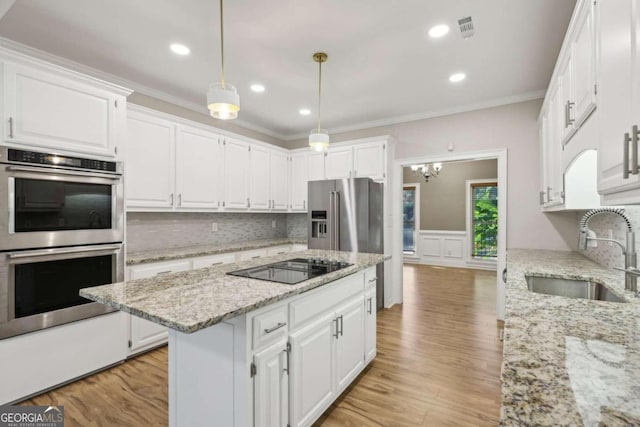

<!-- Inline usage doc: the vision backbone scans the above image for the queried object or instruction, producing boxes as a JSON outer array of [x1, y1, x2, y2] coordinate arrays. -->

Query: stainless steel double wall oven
[[0, 146, 124, 339]]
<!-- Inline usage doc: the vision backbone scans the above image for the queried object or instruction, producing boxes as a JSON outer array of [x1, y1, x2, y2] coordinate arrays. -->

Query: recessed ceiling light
[[449, 73, 466, 83], [299, 108, 311, 116], [428, 24, 450, 38], [250, 84, 265, 93], [169, 43, 190, 56]]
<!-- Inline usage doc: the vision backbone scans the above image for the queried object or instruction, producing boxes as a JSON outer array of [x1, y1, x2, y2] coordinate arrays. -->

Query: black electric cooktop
[[227, 258, 352, 285]]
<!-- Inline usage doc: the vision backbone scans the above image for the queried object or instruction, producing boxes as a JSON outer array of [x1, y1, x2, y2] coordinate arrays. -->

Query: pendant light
[[309, 52, 329, 151], [207, 0, 240, 120]]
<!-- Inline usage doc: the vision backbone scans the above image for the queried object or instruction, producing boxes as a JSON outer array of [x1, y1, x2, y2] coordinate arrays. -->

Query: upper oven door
[[0, 164, 124, 251]]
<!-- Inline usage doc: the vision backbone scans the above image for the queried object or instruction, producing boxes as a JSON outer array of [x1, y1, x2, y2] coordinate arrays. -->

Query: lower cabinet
[[364, 287, 377, 363], [254, 339, 289, 427], [289, 312, 337, 427], [335, 296, 365, 393]]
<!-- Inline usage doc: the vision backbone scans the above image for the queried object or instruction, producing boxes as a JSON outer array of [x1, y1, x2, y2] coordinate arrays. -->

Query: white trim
[[466, 178, 498, 263], [418, 230, 465, 236], [0, 36, 542, 142], [288, 135, 396, 153], [393, 148, 508, 320], [0, 37, 287, 141], [402, 182, 421, 255], [285, 90, 545, 141]]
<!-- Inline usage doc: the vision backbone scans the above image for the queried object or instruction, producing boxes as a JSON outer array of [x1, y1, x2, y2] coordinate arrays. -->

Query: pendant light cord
[[317, 59, 322, 132], [219, 0, 225, 87]]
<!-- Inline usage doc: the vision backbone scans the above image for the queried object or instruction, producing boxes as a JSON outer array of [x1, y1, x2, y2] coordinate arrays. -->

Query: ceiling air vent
[[458, 16, 475, 39]]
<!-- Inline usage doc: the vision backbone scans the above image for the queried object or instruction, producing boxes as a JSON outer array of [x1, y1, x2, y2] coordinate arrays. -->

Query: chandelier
[[411, 163, 443, 182]]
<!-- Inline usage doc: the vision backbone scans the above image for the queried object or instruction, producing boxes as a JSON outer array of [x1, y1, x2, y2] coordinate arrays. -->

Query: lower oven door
[[0, 243, 124, 339]]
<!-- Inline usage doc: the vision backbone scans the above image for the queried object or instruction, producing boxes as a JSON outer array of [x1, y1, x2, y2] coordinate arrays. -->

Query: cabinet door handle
[[170, 193, 174, 206], [368, 277, 377, 284], [178, 194, 182, 206], [156, 270, 173, 276], [251, 255, 261, 259], [624, 132, 631, 179], [633, 125, 640, 176], [564, 102, 569, 128], [264, 322, 287, 334], [283, 342, 291, 374], [367, 297, 372, 314], [333, 318, 339, 339], [339, 315, 344, 337], [210, 262, 224, 266], [546, 186, 552, 202], [567, 101, 575, 125], [539, 191, 546, 205], [8, 117, 14, 138], [247, 197, 250, 208], [303, 200, 306, 210]]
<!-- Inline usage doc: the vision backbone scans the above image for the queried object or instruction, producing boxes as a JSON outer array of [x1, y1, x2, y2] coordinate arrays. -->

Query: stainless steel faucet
[[579, 208, 638, 292]]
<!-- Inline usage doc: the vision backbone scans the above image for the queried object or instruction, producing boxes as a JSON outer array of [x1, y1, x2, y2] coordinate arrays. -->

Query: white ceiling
[[0, 0, 576, 140]]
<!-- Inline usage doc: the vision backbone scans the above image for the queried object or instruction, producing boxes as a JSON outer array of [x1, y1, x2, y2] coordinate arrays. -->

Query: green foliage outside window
[[472, 185, 498, 258]]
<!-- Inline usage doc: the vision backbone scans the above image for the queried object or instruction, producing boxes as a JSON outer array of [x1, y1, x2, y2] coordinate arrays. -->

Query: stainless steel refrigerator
[[308, 178, 384, 309]]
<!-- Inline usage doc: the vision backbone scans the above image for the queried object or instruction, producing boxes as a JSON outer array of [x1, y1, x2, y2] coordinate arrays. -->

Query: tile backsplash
[[581, 206, 640, 270], [127, 212, 308, 253]]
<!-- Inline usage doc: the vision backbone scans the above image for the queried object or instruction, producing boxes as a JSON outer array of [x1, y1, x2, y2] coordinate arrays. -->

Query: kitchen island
[[502, 249, 640, 426], [81, 249, 388, 427]]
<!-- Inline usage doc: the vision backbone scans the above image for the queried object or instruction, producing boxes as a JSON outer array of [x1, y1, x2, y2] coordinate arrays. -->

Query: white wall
[[289, 99, 578, 251]]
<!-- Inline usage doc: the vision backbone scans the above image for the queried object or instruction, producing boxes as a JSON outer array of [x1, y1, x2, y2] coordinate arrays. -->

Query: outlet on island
[[211, 223, 218, 232]]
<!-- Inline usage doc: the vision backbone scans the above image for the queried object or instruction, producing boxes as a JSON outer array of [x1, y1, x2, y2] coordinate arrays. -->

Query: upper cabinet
[[224, 137, 251, 209], [596, 0, 640, 204], [1, 53, 129, 159], [538, 0, 602, 211], [354, 142, 386, 181], [127, 108, 223, 211], [325, 146, 353, 179], [270, 150, 289, 211], [308, 152, 326, 182], [290, 153, 308, 211]]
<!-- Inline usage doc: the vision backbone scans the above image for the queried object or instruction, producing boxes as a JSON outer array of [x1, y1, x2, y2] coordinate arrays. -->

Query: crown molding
[[283, 90, 545, 140], [0, 37, 288, 141]]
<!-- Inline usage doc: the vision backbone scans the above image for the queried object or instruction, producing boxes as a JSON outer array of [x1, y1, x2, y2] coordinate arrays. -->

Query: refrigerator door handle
[[328, 191, 335, 250], [333, 191, 340, 251]]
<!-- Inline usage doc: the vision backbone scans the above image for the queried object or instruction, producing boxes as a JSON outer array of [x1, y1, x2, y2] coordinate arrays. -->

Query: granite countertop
[[81, 250, 388, 334], [501, 249, 640, 426], [126, 237, 308, 265]]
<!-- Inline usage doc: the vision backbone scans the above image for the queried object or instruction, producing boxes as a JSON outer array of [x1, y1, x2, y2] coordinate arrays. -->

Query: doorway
[[402, 183, 420, 256], [391, 149, 508, 320]]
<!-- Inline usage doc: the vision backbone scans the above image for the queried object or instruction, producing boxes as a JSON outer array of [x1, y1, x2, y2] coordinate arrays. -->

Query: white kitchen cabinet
[[249, 145, 271, 210], [325, 146, 353, 180], [354, 142, 386, 180], [191, 253, 237, 270], [289, 312, 336, 427], [597, 0, 640, 202], [126, 111, 176, 209], [364, 287, 376, 363], [176, 125, 222, 210], [239, 248, 269, 261], [224, 138, 251, 209], [267, 246, 291, 256], [290, 153, 308, 211], [308, 152, 326, 181], [572, 0, 597, 127], [128, 260, 191, 355], [254, 339, 289, 427], [334, 295, 365, 393], [543, 85, 564, 206], [2, 60, 126, 158], [270, 150, 289, 210], [559, 57, 575, 143]]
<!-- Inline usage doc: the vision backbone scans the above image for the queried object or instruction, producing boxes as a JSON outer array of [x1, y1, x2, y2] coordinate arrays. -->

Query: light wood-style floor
[[21, 264, 503, 426]]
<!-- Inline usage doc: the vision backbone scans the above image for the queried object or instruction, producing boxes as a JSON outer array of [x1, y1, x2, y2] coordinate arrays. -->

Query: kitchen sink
[[525, 276, 628, 303]]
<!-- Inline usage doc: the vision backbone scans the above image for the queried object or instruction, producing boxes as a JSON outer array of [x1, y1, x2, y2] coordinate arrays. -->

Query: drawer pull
[[367, 297, 373, 314], [252, 255, 261, 259], [210, 262, 224, 266], [264, 322, 287, 334], [368, 277, 377, 284], [156, 270, 173, 276]]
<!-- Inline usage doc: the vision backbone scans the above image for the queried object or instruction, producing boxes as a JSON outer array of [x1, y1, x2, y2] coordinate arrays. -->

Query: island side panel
[[169, 323, 237, 427]]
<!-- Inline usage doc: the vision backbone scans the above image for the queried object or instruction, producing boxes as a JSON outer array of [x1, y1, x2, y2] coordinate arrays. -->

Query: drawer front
[[253, 306, 289, 351], [191, 253, 237, 270], [239, 248, 268, 261], [289, 272, 363, 331], [128, 260, 191, 280], [267, 245, 291, 256], [364, 267, 377, 289]]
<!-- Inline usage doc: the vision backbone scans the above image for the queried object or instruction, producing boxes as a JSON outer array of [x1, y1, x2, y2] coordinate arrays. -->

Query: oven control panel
[[7, 148, 118, 172]]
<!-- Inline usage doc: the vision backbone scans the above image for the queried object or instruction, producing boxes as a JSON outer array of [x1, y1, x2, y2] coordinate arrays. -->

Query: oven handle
[[8, 244, 123, 260], [6, 165, 122, 180]]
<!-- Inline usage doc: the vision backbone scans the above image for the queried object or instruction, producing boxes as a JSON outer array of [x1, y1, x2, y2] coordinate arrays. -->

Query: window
[[403, 185, 418, 253], [470, 183, 498, 258]]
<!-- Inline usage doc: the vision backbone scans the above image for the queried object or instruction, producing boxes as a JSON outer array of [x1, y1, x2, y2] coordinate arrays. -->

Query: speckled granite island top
[[81, 250, 388, 334], [502, 249, 640, 426], [126, 237, 307, 265]]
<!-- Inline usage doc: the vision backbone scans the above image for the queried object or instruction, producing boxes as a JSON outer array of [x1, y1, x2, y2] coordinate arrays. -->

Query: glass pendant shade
[[207, 83, 240, 120], [309, 128, 330, 152]]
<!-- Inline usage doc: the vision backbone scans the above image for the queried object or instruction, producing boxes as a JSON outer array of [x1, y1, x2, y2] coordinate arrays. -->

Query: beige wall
[[288, 99, 578, 251], [403, 159, 497, 231], [127, 92, 287, 148]]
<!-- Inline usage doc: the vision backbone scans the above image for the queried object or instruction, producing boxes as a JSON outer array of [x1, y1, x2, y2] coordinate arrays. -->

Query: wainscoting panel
[[418, 230, 467, 267]]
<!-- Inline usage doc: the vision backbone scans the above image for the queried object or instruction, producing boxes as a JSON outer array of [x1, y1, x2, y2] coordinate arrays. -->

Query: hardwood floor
[[315, 264, 503, 426], [19, 264, 503, 427]]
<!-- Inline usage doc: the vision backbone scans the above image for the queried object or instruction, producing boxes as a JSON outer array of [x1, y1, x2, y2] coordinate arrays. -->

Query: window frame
[[465, 178, 498, 261], [402, 183, 421, 255]]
